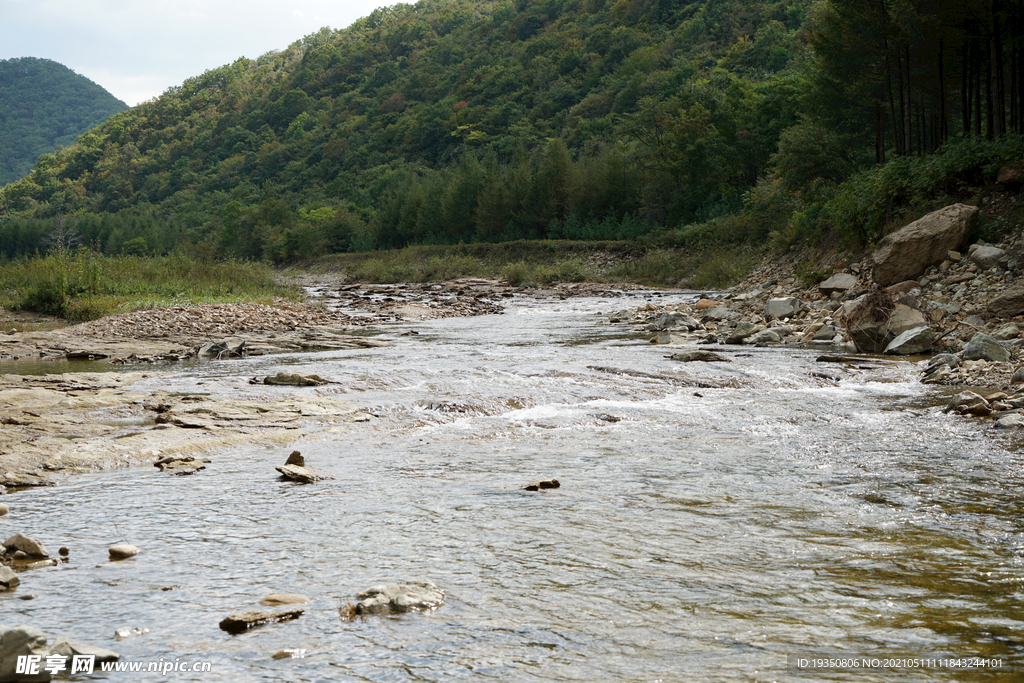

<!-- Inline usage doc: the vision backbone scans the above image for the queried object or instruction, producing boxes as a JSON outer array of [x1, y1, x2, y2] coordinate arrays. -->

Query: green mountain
[[0, 0, 1020, 262], [0, 57, 128, 186]]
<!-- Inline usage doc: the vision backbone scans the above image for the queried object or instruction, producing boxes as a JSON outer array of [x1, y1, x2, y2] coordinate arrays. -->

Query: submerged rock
[[523, 479, 560, 491], [352, 579, 445, 616], [667, 350, 731, 362], [261, 372, 332, 387], [259, 593, 310, 607]]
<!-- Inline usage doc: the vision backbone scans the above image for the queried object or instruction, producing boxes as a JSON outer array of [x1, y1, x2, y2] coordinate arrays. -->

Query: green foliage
[[0, 0, 810, 258], [0, 58, 128, 186], [0, 249, 290, 320]]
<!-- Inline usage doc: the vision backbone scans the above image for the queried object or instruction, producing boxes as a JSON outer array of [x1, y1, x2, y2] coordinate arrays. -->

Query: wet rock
[[884, 326, 934, 355], [0, 624, 50, 682], [922, 365, 951, 383], [48, 637, 119, 664], [113, 627, 149, 639], [197, 338, 246, 359], [993, 413, 1024, 429], [0, 503, 8, 515], [847, 300, 927, 354], [352, 579, 445, 615], [871, 203, 978, 286], [818, 273, 858, 296], [275, 452, 332, 483], [962, 333, 1011, 363], [650, 312, 699, 331], [4, 534, 48, 558], [667, 350, 730, 362], [0, 566, 19, 590], [271, 649, 307, 659], [944, 390, 990, 415], [261, 372, 331, 387], [969, 245, 1006, 270], [523, 479, 560, 491], [259, 593, 310, 606], [219, 608, 304, 634], [108, 544, 140, 561], [153, 455, 206, 475], [764, 297, 802, 320]]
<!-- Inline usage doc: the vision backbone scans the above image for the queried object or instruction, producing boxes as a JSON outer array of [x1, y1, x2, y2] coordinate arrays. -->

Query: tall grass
[[0, 248, 294, 321]]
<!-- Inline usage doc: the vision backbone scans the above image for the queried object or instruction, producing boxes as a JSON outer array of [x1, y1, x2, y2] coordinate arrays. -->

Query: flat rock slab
[[262, 372, 332, 386], [354, 580, 445, 615], [219, 608, 304, 634], [108, 544, 141, 561], [276, 464, 333, 483], [259, 593, 310, 606], [668, 351, 730, 362]]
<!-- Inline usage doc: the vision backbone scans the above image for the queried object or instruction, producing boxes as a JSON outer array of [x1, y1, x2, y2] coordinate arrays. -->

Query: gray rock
[[608, 310, 633, 323], [668, 350, 731, 362], [262, 372, 331, 386], [275, 464, 332, 483], [724, 322, 759, 344], [353, 579, 445, 615], [108, 544, 140, 561], [922, 365, 951, 383], [813, 325, 838, 341], [818, 273, 858, 296], [701, 306, 734, 321], [993, 324, 1021, 341], [47, 637, 119, 664], [988, 285, 1024, 317], [970, 245, 1005, 269], [1012, 367, 1024, 384], [198, 338, 246, 359], [847, 302, 927, 353], [884, 326, 934, 355], [746, 329, 781, 345], [650, 312, 699, 331], [219, 608, 304, 634], [0, 624, 50, 682], [764, 297, 802, 319], [927, 353, 961, 369], [962, 333, 1011, 363], [0, 566, 19, 590], [993, 413, 1024, 429], [4, 534, 48, 558], [944, 390, 989, 414], [871, 203, 978, 286]]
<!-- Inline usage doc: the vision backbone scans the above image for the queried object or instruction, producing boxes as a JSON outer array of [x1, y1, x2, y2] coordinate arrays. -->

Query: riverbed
[[2, 291, 1023, 681]]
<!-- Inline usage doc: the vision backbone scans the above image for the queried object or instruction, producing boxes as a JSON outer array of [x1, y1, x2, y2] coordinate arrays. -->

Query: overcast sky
[[1, 0, 393, 106]]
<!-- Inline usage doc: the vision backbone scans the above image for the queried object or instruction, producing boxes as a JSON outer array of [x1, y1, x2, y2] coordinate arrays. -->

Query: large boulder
[[0, 625, 51, 682], [883, 326, 934, 355], [871, 203, 978, 286]]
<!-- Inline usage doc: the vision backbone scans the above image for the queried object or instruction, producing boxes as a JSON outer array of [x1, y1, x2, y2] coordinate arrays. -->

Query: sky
[[1, 0, 393, 106]]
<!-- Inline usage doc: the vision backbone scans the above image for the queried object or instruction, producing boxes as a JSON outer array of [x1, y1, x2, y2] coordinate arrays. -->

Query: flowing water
[[2, 292, 1023, 682]]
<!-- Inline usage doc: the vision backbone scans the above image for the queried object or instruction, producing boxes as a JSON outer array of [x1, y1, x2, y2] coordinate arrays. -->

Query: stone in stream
[[3, 533, 48, 558], [153, 455, 206, 475], [348, 579, 445, 616], [0, 566, 19, 591], [108, 544, 141, 561], [0, 624, 50, 682], [944, 391, 990, 415], [262, 372, 331, 386], [198, 338, 246, 359], [0, 503, 8, 516], [219, 608, 304, 634], [48, 636, 120, 664], [667, 350, 731, 363], [523, 479, 560, 491], [259, 593, 310, 607], [275, 451, 332, 483], [994, 413, 1024, 429]]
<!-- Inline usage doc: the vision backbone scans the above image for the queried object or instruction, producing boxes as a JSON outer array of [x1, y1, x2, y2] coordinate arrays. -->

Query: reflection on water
[[1, 293, 1022, 682]]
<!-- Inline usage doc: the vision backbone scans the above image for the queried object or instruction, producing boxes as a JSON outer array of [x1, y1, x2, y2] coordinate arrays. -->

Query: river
[[2, 291, 1023, 682]]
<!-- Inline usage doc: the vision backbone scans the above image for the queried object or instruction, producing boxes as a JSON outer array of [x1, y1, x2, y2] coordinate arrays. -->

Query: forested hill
[[0, 57, 128, 186], [1, 0, 1021, 263]]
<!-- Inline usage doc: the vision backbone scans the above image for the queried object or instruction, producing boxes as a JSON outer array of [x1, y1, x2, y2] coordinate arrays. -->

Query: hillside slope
[[0, 57, 128, 185]]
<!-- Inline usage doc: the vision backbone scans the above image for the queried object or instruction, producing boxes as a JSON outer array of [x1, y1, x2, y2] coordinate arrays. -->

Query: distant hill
[[0, 57, 128, 185]]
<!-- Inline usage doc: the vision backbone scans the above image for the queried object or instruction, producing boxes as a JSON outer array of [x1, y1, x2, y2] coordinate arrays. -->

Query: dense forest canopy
[[0, 57, 128, 186], [0, 0, 1021, 262]]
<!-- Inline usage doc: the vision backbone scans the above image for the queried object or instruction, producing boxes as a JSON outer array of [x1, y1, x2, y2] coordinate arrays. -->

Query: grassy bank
[[0, 248, 296, 322], [298, 240, 759, 290]]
